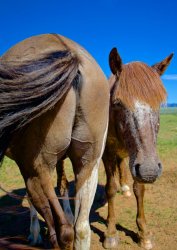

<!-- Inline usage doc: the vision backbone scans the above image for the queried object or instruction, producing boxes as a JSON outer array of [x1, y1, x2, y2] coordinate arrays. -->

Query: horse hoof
[[123, 190, 131, 197], [28, 233, 43, 246], [59, 224, 74, 250], [140, 239, 153, 250], [104, 202, 108, 207], [103, 235, 119, 249]]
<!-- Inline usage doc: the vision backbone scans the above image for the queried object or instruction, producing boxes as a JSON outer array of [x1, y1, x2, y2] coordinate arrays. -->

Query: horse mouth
[[130, 163, 162, 184], [133, 175, 157, 184]]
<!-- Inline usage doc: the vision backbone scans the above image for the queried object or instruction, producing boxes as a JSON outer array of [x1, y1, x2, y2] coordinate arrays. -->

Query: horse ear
[[152, 53, 174, 75], [109, 48, 122, 75]]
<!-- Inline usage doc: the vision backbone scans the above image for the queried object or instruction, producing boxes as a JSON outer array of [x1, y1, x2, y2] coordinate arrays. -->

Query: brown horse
[[103, 48, 173, 249], [0, 34, 110, 250]]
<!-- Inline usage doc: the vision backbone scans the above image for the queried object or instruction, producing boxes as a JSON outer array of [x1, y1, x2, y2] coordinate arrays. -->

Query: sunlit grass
[[158, 113, 177, 159]]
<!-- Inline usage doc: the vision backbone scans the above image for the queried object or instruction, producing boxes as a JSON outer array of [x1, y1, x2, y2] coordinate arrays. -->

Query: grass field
[[0, 108, 177, 249]]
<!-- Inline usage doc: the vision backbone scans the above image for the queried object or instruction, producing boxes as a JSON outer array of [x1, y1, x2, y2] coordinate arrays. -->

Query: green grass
[[160, 107, 177, 114], [158, 113, 177, 158], [0, 157, 24, 193]]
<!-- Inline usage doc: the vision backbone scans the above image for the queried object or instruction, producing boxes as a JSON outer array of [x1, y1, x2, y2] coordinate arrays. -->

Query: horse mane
[[0, 50, 80, 162], [110, 61, 167, 110]]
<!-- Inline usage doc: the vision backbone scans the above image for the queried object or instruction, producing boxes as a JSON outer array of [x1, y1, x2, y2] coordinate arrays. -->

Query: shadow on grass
[[116, 224, 139, 243], [0, 187, 29, 238], [0, 187, 50, 249], [90, 183, 139, 245], [0, 181, 138, 249]]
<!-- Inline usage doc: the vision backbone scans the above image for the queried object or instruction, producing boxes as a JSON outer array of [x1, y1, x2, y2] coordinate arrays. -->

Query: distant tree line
[[167, 103, 177, 107]]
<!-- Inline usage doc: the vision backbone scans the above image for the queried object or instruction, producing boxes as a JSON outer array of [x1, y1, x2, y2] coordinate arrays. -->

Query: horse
[[0, 33, 110, 250], [103, 48, 173, 249], [30, 48, 173, 250]]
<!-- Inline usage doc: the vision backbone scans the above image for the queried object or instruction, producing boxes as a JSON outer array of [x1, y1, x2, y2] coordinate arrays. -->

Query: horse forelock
[[113, 62, 167, 110]]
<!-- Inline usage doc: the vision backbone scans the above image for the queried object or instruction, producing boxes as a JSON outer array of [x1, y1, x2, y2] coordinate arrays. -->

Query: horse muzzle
[[131, 162, 162, 183]]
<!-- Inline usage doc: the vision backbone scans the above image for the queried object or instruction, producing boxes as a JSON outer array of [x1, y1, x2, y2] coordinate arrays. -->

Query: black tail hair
[[0, 50, 80, 162]]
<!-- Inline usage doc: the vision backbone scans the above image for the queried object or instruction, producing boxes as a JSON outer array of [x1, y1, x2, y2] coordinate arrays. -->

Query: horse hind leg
[[69, 123, 108, 250], [27, 159, 74, 248], [28, 198, 42, 246], [74, 160, 98, 250], [25, 174, 59, 248], [27, 159, 72, 247], [133, 181, 153, 250], [56, 160, 74, 224], [22, 164, 74, 250], [118, 158, 131, 197]]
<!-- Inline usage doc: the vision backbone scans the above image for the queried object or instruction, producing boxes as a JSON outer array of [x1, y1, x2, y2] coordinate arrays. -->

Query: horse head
[[109, 48, 173, 183]]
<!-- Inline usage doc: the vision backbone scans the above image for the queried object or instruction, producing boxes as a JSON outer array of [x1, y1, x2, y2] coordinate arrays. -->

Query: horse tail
[[0, 50, 80, 162]]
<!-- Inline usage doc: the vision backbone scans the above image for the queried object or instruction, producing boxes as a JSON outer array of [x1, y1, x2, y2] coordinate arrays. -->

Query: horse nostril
[[158, 163, 162, 175], [158, 163, 162, 170], [134, 164, 141, 177]]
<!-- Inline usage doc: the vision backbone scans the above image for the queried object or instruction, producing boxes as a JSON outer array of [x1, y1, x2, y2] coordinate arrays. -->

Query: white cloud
[[162, 74, 177, 80]]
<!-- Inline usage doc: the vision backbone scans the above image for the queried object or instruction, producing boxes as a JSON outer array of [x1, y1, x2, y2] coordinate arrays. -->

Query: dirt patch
[[0, 160, 177, 250]]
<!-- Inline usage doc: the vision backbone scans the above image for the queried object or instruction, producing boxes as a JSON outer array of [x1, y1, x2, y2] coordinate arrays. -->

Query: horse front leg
[[118, 158, 131, 197], [103, 154, 119, 249], [133, 181, 153, 250]]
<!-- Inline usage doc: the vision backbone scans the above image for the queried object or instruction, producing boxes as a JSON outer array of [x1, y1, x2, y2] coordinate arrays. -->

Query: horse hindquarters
[[12, 88, 77, 250]]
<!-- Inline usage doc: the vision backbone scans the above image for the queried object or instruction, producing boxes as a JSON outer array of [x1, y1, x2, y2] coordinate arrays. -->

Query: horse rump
[[0, 49, 80, 162]]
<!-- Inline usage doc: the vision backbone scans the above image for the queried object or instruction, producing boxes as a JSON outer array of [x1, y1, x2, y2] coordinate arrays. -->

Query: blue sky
[[0, 0, 176, 103]]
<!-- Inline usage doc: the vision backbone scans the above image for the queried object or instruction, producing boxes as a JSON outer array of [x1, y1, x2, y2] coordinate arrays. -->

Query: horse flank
[[0, 50, 80, 162], [112, 62, 167, 110]]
